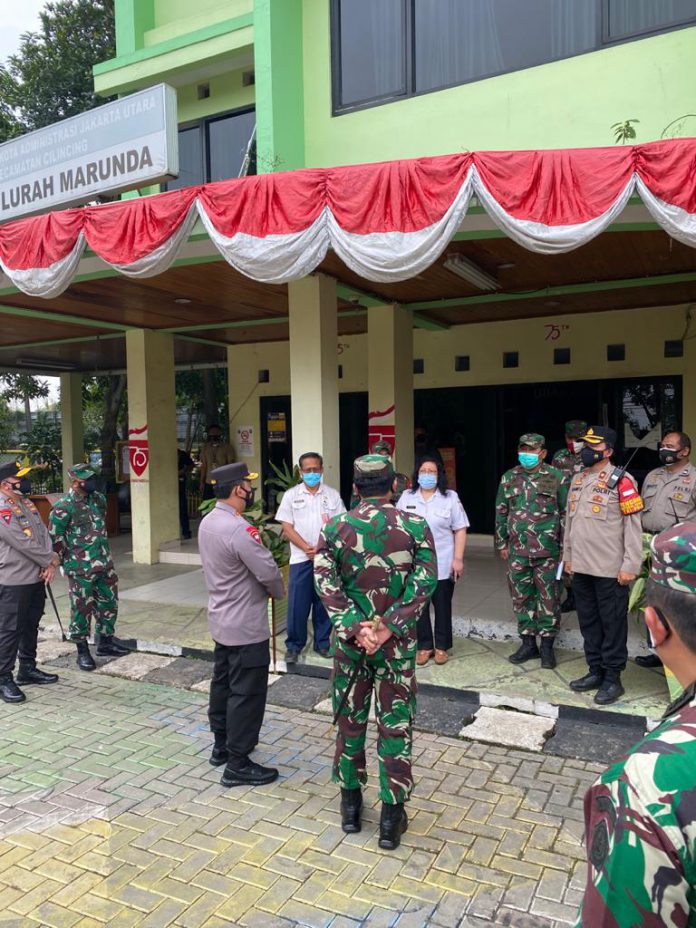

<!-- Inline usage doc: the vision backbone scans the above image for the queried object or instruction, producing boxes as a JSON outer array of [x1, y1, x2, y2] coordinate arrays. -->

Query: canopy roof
[[1, 138, 695, 300]]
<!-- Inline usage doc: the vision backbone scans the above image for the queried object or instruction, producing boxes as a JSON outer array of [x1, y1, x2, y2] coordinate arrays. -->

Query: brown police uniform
[[564, 464, 643, 683], [641, 463, 696, 534]]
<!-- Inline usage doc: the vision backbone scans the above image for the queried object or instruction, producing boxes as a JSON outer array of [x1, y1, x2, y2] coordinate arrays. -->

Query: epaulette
[[618, 475, 644, 515]]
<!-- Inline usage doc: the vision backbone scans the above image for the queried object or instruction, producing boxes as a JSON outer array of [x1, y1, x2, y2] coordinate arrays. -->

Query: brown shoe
[[434, 649, 449, 665], [416, 650, 434, 666]]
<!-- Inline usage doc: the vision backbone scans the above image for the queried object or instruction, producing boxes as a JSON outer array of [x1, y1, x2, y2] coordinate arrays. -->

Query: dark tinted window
[[167, 127, 204, 190], [607, 0, 696, 39], [415, 0, 597, 92], [208, 110, 257, 182], [336, 0, 407, 106]]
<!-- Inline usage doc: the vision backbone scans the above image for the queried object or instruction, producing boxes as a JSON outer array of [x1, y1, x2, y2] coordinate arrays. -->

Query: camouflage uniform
[[495, 435, 568, 637], [551, 419, 588, 483], [576, 522, 696, 927], [49, 467, 118, 641], [349, 440, 410, 508], [314, 457, 437, 804]]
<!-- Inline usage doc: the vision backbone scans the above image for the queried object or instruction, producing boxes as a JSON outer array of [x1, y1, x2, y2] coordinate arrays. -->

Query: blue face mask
[[302, 472, 322, 488], [518, 452, 540, 470], [418, 473, 438, 490]]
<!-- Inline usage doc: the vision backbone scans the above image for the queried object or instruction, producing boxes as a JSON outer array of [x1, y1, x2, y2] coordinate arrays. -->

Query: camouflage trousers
[[332, 644, 416, 804], [507, 555, 561, 637], [67, 568, 118, 640]]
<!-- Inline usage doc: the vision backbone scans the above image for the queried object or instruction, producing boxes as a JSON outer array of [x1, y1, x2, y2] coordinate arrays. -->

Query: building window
[[664, 339, 684, 358], [454, 355, 470, 372], [607, 344, 626, 362], [166, 108, 256, 190], [331, 1, 696, 113], [554, 347, 571, 365], [503, 351, 519, 369], [413, 358, 425, 374]]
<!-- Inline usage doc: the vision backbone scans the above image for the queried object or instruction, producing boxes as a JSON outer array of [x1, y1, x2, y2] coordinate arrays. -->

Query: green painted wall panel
[[302, 4, 696, 167], [147, 0, 252, 46]]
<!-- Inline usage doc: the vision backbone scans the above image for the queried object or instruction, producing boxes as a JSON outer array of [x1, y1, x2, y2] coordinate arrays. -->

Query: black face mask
[[7, 478, 32, 495], [659, 448, 681, 466], [242, 487, 256, 508], [81, 477, 98, 495], [581, 447, 604, 468]]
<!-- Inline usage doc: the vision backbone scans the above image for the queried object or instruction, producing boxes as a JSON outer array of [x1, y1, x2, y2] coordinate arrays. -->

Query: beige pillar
[[227, 344, 263, 481], [368, 303, 414, 477], [288, 274, 340, 486], [683, 335, 696, 443], [125, 330, 179, 564], [60, 372, 84, 490]]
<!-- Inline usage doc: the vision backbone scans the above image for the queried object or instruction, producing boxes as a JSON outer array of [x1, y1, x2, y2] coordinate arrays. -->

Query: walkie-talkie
[[607, 445, 641, 491]]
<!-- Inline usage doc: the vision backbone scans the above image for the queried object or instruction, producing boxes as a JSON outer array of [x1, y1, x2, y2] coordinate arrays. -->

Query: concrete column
[[683, 334, 696, 442], [288, 274, 339, 486], [227, 344, 263, 481], [125, 330, 179, 564], [368, 304, 414, 478], [60, 372, 84, 490]]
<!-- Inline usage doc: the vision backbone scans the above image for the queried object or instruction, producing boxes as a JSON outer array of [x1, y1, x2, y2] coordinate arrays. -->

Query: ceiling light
[[498, 262, 516, 270], [174, 298, 192, 305], [443, 254, 501, 291], [16, 357, 77, 371]]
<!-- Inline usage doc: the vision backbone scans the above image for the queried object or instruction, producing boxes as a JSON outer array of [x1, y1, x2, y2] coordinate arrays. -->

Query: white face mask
[[571, 441, 584, 454]]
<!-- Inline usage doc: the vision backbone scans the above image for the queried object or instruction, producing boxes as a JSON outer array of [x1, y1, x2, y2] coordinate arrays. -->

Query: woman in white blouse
[[396, 455, 469, 666]]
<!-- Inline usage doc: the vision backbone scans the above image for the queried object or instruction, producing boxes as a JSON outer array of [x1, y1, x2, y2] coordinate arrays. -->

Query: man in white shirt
[[275, 452, 346, 663]]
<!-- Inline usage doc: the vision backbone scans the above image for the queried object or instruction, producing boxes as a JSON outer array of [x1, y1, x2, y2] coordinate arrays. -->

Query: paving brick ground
[[0, 659, 604, 928]]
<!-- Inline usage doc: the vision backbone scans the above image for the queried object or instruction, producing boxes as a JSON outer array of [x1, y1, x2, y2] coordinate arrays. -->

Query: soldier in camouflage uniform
[[576, 521, 696, 927], [495, 433, 568, 669], [349, 440, 410, 508], [552, 420, 587, 614], [49, 463, 128, 671], [314, 454, 437, 851]]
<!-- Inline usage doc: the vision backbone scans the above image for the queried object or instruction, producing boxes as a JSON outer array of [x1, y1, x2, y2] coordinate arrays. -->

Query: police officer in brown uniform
[[563, 426, 643, 705], [198, 462, 285, 788], [637, 431, 696, 669], [0, 462, 60, 703]]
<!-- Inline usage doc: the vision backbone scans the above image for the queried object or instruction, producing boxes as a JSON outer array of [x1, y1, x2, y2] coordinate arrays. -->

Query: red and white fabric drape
[[0, 138, 694, 298]]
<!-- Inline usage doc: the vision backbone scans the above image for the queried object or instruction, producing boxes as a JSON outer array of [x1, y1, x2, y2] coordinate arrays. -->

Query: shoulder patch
[[245, 525, 262, 545], [618, 476, 644, 515], [0, 508, 11, 525]]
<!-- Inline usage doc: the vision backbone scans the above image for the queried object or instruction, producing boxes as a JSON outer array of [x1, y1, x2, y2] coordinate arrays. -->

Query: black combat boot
[[569, 670, 604, 692], [76, 640, 96, 671], [539, 638, 556, 670], [210, 732, 228, 767], [378, 803, 408, 850], [595, 677, 625, 706], [0, 674, 26, 704], [96, 635, 130, 656], [560, 589, 576, 613], [16, 662, 59, 685], [508, 636, 539, 664], [340, 788, 363, 834]]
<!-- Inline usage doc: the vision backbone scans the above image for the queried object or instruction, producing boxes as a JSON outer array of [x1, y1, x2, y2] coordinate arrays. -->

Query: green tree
[[0, 401, 15, 450], [0, 0, 115, 137], [20, 412, 62, 492], [0, 374, 49, 433]]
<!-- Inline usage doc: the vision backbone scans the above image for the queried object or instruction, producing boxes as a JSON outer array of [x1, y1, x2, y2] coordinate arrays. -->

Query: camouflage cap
[[68, 463, 97, 481], [518, 433, 545, 449], [650, 522, 696, 595], [370, 439, 392, 456], [565, 419, 588, 438], [353, 454, 394, 481]]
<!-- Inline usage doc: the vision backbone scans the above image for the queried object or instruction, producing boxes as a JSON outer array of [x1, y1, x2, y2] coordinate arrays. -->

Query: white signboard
[[237, 426, 255, 458], [0, 83, 179, 222]]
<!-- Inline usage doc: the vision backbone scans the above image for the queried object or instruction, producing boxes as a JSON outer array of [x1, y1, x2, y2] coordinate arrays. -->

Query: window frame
[[330, 0, 696, 116], [165, 105, 256, 190]]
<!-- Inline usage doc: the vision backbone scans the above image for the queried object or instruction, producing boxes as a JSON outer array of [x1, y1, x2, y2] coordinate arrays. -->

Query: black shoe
[[569, 671, 604, 692], [96, 635, 130, 656], [0, 676, 26, 704], [316, 648, 331, 658], [539, 639, 556, 670], [183, 532, 192, 540], [508, 637, 539, 664], [221, 759, 279, 788], [284, 650, 299, 665], [340, 788, 362, 834], [594, 680, 625, 706], [635, 653, 663, 669], [210, 742, 228, 767], [378, 802, 408, 850], [16, 664, 59, 685], [75, 640, 96, 672], [561, 592, 576, 613]]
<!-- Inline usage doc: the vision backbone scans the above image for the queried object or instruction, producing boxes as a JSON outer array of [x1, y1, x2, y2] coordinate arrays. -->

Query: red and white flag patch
[[245, 525, 262, 545], [0, 508, 11, 525]]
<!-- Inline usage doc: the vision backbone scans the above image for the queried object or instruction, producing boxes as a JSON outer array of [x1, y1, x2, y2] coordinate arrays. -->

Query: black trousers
[[572, 573, 629, 680], [178, 481, 190, 536], [208, 639, 270, 763], [0, 582, 46, 678], [417, 579, 454, 651]]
